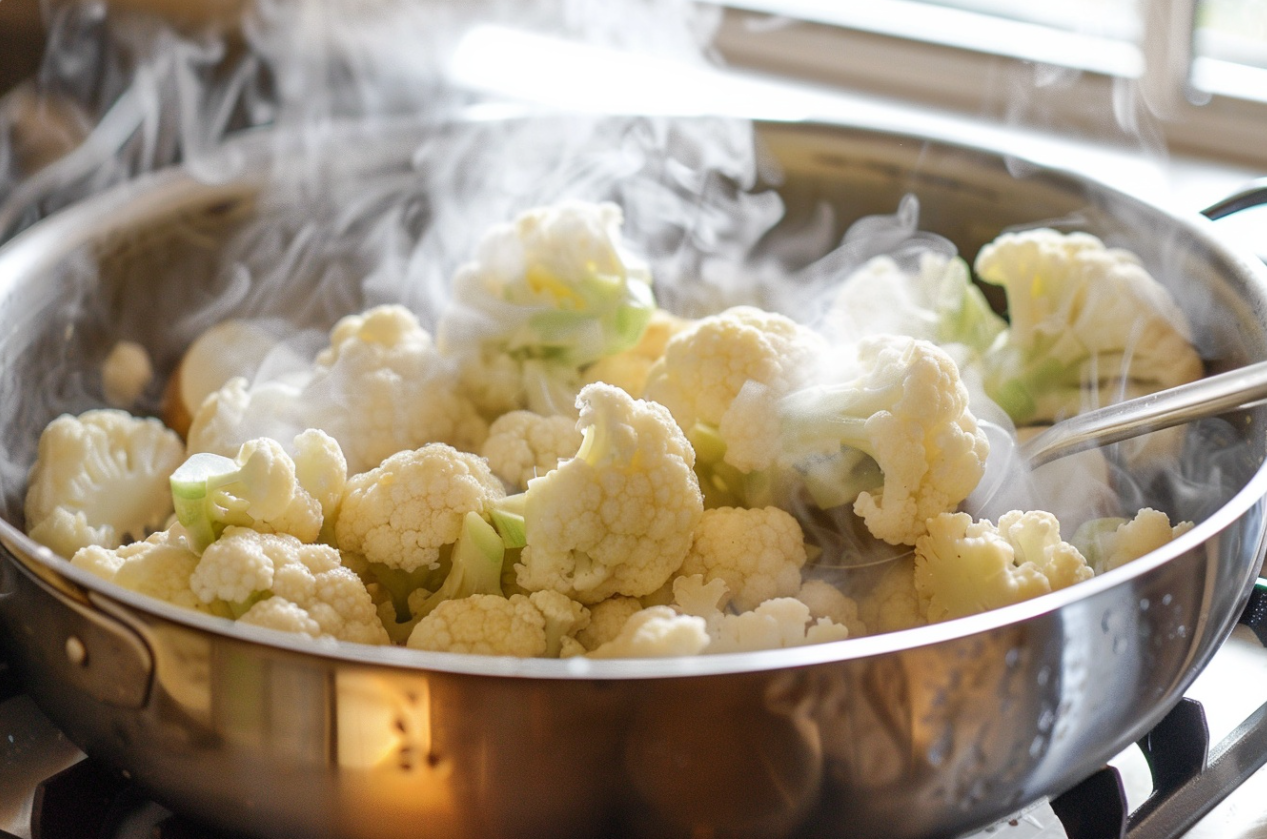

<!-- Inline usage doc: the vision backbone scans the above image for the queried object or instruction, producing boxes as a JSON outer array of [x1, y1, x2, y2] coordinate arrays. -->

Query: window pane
[[1196, 0, 1267, 69]]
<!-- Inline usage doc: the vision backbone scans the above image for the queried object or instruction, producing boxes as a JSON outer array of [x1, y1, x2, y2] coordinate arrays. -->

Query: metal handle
[[0, 551, 154, 710], [1201, 177, 1267, 221], [1018, 360, 1267, 468]]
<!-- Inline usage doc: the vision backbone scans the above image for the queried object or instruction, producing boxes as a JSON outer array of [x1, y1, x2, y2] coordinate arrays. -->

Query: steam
[[0, 0, 1258, 567]]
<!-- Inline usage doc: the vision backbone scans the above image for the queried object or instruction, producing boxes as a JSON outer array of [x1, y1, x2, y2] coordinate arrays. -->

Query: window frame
[[709, 0, 1267, 170]]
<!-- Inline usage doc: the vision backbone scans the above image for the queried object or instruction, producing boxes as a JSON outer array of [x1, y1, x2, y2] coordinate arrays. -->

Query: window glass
[[1196, 0, 1267, 69]]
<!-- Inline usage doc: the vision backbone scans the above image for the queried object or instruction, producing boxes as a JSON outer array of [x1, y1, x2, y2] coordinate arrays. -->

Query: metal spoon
[[1018, 360, 1267, 468]]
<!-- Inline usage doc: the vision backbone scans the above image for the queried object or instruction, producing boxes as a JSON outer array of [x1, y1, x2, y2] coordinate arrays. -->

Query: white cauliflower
[[914, 510, 1094, 623], [25, 409, 185, 558], [585, 605, 710, 659], [669, 575, 852, 654], [503, 383, 703, 604], [678, 506, 808, 612], [574, 595, 645, 651], [644, 305, 827, 479], [170, 433, 342, 553], [406, 591, 589, 657], [856, 556, 927, 634], [479, 410, 582, 492], [190, 526, 388, 645], [101, 340, 154, 408], [335, 444, 505, 573], [797, 579, 868, 638], [1072, 507, 1195, 575], [438, 200, 658, 418], [975, 228, 1203, 425], [780, 335, 990, 545], [827, 251, 1005, 357], [187, 305, 487, 475], [71, 526, 228, 615]]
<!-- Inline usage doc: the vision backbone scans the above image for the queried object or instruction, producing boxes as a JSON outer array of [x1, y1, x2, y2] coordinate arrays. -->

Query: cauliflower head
[[585, 605, 710, 659], [781, 335, 989, 546], [510, 383, 703, 604], [797, 579, 868, 638], [644, 306, 827, 474], [1072, 507, 1194, 575], [72, 526, 229, 615], [406, 591, 589, 657], [480, 410, 582, 492], [188, 305, 487, 475], [25, 409, 186, 558], [827, 252, 1005, 357], [171, 434, 337, 553], [335, 444, 505, 573], [856, 556, 927, 634], [669, 575, 852, 654], [439, 200, 657, 417], [974, 228, 1203, 425], [678, 506, 808, 612], [190, 526, 387, 644], [914, 510, 1093, 623]]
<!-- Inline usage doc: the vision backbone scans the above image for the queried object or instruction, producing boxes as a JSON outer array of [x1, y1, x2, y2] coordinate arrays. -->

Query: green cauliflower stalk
[[416, 512, 507, 619]]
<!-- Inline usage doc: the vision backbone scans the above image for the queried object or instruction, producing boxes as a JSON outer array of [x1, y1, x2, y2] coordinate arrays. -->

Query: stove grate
[[1050, 579, 1267, 839]]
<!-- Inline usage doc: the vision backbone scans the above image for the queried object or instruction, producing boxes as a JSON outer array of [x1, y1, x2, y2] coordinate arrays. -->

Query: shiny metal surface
[[0, 117, 1266, 839], [1019, 360, 1267, 468]]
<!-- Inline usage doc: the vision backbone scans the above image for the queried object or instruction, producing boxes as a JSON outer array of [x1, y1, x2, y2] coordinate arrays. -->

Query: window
[[711, 0, 1267, 169]]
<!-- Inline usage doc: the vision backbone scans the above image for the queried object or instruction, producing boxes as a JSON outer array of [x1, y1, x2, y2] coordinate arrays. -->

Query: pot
[[1, 115, 1266, 839]]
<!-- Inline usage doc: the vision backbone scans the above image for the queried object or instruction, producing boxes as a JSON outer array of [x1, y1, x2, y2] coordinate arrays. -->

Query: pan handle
[[1201, 178, 1267, 221], [0, 551, 154, 710]]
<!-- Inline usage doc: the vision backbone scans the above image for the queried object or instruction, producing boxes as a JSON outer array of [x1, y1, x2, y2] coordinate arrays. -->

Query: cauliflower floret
[[856, 556, 927, 634], [645, 305, 827, 476], [582, 309, 694, 398], [781, 335, 989, 545], [25, 409, 186, 557], [826, 251, 1005, 358], [669, 574, 852, 654], [188, 305, 487, 475], [190, 526, 387, 644], [914, 510, 1094, 623], [974, 228, 1203, 425], [678, 506, 808, 612], [797, 579, 868, 638], [71, 526, 227, 615], [586, 605, 710, 659], [528, 589, 591, 658], [335, 445, 505, 573], [170, 434, 337, 553], [480, 410, 583, 492], [407, 593, 547, 656], [574, 595, 645, 651], [507, 383, 703, 604], [1072, 507, 1194, 575], [439, 201, 658, 418], [710, 598, 851, 654], [102, 340, 154, 408]]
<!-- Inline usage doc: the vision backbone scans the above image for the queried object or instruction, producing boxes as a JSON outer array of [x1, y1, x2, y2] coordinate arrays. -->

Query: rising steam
[[0, 0, 1257, 568]]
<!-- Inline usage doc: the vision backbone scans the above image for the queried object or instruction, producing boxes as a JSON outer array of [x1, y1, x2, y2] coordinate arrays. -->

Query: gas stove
[[3, 584, 1267, 839]]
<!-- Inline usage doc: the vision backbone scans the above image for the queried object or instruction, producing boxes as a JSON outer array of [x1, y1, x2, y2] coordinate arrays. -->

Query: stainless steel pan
[[1, 116, 1266, 839]]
